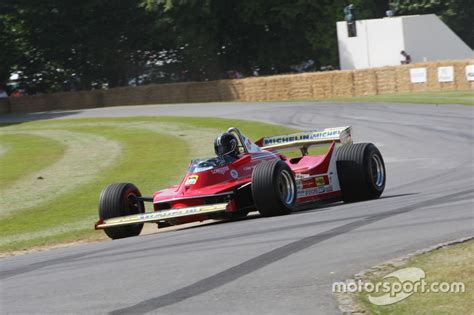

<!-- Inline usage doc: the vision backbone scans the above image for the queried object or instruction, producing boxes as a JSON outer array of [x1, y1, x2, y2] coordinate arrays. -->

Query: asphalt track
[[1, 102, 473, 314]]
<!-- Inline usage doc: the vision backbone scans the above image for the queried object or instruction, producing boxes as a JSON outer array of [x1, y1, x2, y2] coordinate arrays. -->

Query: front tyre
[[252, 160, 296, 217], [98, 183, 145, 239], [336, 143, 386, 202]]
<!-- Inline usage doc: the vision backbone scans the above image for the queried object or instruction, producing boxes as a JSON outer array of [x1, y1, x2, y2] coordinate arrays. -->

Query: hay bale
[[265, 75, 291, 101], [187, 81, 220, 103], [54, 90, 101, 109], [288, 73, 313, 100], [353, 69, 377, 96], [101, 86, 136, 106], [6, 59, 474, 113], [422, 63, 438, 92], [309, 72, 333, 99], [241, 77, 267, 102], [452, 59, 474, 91], [425, 63, 440, 91], [149, 82, 188, 104], [83, 90, 103, 108], [375, 67, 397, 94], [138, 84, 158, 104], [331, 71, 353, 97], [107, 84, 170, 106], [10, 94, 54, 113], [216, 79, 245, 101], [141, 83, 168, 104], [432, 61, 456, 91], [0, 99, 10, 114], [51, 91, 75, 110], [395, 64, 412, 93], [396, 63, 432, 93]]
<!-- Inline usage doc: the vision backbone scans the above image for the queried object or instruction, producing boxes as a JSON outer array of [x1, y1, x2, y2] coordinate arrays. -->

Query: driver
[[214, 132, 240, 163]]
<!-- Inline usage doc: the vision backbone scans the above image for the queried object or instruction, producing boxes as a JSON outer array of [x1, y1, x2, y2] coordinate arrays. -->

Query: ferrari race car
[[95, 127, 386, 239]]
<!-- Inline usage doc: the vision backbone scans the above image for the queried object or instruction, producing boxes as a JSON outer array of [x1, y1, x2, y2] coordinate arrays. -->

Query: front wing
[[95, 203, 228, 229]]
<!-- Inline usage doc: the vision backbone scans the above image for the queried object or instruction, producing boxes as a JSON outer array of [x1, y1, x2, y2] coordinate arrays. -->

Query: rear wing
[[256, 126, 352, 152]]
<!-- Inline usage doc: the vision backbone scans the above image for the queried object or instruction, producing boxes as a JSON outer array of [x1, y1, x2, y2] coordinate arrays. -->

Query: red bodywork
[[151, 140, 341, 225]]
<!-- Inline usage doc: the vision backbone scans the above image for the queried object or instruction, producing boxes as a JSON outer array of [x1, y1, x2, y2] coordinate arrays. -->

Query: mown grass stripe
[[0, 123, 223, 250], [0, 130, 121, 217], [0, 134, 65, 188], [0, 144, 9, 156], [0, 126, 189, 252], [11, 121, 220, 158]]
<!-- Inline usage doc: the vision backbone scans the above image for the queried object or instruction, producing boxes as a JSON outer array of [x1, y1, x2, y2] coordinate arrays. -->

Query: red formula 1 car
[[95, 127, 386, 239]]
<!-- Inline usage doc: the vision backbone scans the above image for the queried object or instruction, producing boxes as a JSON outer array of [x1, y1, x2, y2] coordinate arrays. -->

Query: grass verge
[[0, 133, 65, 186], [0, 116, 307, 254], [330, 90, 474, 105], [355, 239, 473, 314]]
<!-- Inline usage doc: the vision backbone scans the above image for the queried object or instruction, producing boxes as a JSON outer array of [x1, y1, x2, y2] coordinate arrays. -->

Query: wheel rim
[[127, 192, 143, 214], [371, 154, 385, 188], [278, 170, 296, 205]]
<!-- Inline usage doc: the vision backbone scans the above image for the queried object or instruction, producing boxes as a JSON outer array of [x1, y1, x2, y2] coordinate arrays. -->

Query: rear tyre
[[252, 160, 296, 217], [336, 143, 386, 202], [99, 183, 145, 239]]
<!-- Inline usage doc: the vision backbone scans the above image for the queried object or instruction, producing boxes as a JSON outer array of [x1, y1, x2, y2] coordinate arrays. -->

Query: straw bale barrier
[[3, 59, 472, 113], [353, 69, 377, 96], [374, 67, 397, 94]]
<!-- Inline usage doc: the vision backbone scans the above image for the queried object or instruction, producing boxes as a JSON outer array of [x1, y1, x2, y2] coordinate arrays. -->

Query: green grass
[[330, 90, 474, 105], [356, 240, 473, 314], [0, 133, 65, 186], [0, 117, 303, 253]]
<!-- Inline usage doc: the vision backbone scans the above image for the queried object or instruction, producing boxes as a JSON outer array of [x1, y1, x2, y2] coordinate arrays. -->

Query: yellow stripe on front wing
[[96, 203, 228, 229]]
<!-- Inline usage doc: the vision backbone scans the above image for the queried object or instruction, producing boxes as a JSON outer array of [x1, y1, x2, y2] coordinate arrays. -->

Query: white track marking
[[0, 130, 121, 216]]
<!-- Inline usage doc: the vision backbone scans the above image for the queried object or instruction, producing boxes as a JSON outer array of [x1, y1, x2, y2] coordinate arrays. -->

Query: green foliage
[[1, 0, 172, 92], [1, 1, 471, 93]]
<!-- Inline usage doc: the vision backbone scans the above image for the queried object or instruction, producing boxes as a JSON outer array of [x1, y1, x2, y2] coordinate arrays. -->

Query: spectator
[[401, 50, 411, 64], [11, 89, 22, 97], [227, 70, 243, 79], [0, 88, 7, 98]]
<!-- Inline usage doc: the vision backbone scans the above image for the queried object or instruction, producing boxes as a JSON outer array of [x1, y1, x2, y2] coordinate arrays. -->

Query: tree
[[3, 0, 171, 92], [0, 2, 24, 90], [1, 0, 471, 94]]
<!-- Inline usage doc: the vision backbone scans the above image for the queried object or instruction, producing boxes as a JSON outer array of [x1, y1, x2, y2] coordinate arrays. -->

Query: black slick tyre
[[336, 143, 386, 202], [251, 160, 296, 217], [98, 183, 145, 239]]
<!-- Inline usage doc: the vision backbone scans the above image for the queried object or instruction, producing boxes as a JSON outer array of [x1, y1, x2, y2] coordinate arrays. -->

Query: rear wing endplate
[[258, 126, 352, 151]]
